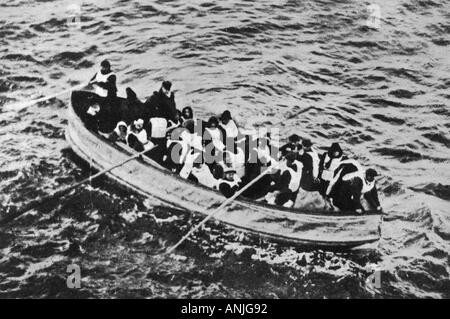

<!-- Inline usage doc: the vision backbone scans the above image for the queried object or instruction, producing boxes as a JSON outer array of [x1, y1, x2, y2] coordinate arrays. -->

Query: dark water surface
[[0, 0, 449, 298]]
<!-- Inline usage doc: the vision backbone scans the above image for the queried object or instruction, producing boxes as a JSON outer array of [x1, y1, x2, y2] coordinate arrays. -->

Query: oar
[[4, 83, 88, 111], [0, 146, 154, 225], [164, 166, 274, 255]]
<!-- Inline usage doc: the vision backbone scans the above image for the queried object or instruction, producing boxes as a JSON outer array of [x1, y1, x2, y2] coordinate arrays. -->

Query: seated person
[[178, 120, 204, 179], [108, 121, 127, 143], [279, 134, 302, 159], [167, 110, 183, 130], [189, 162, 220, 189], [328, 168, 382, 214], [85, 103, 101, 131], [241, 136, 278, 198], [298, 138, 320, 192], [220, 110, 239, 140], [89, 59, 117, 99], [325, 158, 363, 198], [127, 119, 153, 152], [144, 81, 177, 122], [318, 142, 346, 196], [218, 167, 242, 198], [265, 152, 303, 208], [222, 149, 245, 178], [204, 116, 226, 151], [181, 106, 194, 122]]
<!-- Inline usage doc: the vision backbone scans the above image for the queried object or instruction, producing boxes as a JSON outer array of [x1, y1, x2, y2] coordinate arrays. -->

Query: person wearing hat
[[89, 59, 117, 98], [217, 164, 242, 198], [265, 151, 303, 208], [328, 168, 382, 213], [279, 134, 303, 159], [318, 142, 346, 196], [144, 80, 177, 123], [298, 138, 320, 191]]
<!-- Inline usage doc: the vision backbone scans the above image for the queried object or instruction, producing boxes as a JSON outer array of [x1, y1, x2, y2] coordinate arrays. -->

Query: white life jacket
[[179, 152, 201, 179], [191, 164, 219, 189], [342, 171, 375, 194], [205, 127, 225, 150], [220, 120, 239, 139], [337, 158, 363, 173], [94, 71, 115, 97], [127, 127, 148, 145], [306, 149, 320, 179], [149, 117, 167, 139], [321, 154, 343, 181], [257, 146, 272, 165], [112, 121, 127, 142], [229, 149, 246, 177], [325, 159, 363, 196], [285, 161, 303, 192]]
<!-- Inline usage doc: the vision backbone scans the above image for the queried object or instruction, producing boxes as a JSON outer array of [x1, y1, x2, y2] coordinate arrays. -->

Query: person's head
[[302, 138, 313, 151], [208, 116, 219, 129], [174, 110, 182, 122], [221, 110, 232, 124], [182, 106, 193, 120], [288, 134, 301, 145], [365, 168, 378, 183], [285, 151, 297, 165], [328, 142, 343, 158], [224, 169, 236, 181], [100, 60, 111, 74], [161, 81, 172, 97], [134, 118, 144, 131], [116, 121, 127, 136]]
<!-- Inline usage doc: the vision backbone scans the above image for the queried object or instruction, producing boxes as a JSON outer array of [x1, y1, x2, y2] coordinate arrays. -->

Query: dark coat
[[144, 89, 177, 122], [299, 151, 320, 191], [331, 177, 380, 212]]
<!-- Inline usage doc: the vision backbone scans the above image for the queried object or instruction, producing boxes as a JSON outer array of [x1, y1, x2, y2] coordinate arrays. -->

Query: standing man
[[144, 81, 177, 123], [90, 60, 117, 98]]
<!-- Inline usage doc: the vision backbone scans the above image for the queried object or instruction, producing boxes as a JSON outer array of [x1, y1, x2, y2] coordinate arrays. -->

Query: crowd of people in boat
[[84, 60, 383, 214]]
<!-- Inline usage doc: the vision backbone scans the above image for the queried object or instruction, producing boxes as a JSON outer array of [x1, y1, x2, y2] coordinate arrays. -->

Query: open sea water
[[0, 0, 449, 298]]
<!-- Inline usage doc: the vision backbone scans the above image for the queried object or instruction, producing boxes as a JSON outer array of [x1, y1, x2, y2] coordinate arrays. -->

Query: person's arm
[[94, 74, 116, 90], [364, 184, 382, 211], [351, 178, 364, 212], [127, 134, 144, 152], [311, 153, 320, 179], [278, 171, 291, 193], [318, 153, 326, 177]]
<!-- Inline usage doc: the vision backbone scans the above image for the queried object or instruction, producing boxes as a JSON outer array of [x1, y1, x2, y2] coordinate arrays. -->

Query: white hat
[[134, 119, 144, 127]]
